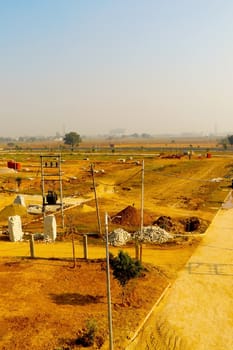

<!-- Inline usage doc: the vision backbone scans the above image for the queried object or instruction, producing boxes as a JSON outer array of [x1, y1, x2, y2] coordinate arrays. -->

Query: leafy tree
[[218, 138, 228, 150], [63, 132, 82, 151], [227, 135, 233, 146], [109, 250, 143, 303]]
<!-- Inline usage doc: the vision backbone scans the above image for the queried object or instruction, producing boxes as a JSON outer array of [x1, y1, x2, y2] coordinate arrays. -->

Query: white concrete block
[[8, 215, 23, 242]]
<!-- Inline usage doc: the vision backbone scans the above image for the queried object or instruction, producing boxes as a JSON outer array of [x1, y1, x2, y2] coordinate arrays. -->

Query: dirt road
[[127, 201, 233, 349]]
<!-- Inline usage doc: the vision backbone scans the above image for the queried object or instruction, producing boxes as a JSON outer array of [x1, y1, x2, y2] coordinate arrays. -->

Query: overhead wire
[[97, 168, 142, 187]]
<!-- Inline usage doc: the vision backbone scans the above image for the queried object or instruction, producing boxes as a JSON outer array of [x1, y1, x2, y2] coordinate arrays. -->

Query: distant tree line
[[0, 135, 62, 143], [106, 133, 153, 140], [217, 135, 233, 149]]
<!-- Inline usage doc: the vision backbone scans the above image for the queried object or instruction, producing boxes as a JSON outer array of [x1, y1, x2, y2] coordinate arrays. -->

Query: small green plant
[[110, 250, 143, 303], [75, 318, 98, 347]]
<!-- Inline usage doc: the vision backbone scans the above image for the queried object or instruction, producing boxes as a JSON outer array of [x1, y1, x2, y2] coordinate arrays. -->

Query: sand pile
[[0, 204, 28, 222], [79, 204, 96, 213]]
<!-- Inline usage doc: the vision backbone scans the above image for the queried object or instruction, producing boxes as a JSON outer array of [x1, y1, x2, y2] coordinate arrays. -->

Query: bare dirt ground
[[0, 241, 200, 350], [0, 254, 168, 350], [0, 148, 232, 349], [127, 204, 233, 350]]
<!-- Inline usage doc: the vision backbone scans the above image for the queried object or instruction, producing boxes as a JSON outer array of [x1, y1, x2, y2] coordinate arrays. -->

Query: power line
[[98, 169, 142, 187]]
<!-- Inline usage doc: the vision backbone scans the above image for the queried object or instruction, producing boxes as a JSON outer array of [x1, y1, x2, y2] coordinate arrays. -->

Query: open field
[[0, 144, 233, 349]]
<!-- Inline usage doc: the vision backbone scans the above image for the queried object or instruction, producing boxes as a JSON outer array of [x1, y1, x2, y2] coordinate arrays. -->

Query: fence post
[[139, 244, 143, 262], [83, 234, 88, 259], [30, 234, 35, 258], [72, 234, 76, 268], [135, 240, 139, 260]]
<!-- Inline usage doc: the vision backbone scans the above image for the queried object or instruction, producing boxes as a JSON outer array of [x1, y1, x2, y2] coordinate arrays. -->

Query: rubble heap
[[133, 225, 173, 244], [108, 228, 132, 246], [108, 225, 173, 246]]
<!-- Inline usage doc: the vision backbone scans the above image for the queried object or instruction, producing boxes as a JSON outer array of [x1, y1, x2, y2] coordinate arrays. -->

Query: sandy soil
[[0, 152, 232, 349], [0, 243, 189, 350], [127, 202, 233, 350]]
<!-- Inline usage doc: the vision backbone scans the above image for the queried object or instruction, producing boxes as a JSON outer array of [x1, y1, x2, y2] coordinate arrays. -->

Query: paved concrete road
[[127, 205, 233, 350]]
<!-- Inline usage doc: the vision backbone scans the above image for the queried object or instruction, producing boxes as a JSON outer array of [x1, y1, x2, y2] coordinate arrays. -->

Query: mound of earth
[[79, 204, 96, 213], [111, 205, 152, 227], [0, 204, 28, 223], [180, 216, 201, 232], [153, 215, 208, 234], [153, 216, 173, 231], [153, 215, 185, 234]]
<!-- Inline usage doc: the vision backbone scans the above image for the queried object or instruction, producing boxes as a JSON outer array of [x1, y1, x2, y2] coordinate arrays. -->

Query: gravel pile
[[133, 225, 173, 243], [108, 225, 173, 246], [108, 228, 132, 246]]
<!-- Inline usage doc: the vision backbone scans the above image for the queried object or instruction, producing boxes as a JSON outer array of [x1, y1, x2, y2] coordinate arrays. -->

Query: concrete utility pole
[[105, 212, 113, 350], [140, 160, 144, 262]]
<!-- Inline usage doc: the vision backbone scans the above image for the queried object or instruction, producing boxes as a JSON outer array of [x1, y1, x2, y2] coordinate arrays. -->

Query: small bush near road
[[110, 250, 143, 303]]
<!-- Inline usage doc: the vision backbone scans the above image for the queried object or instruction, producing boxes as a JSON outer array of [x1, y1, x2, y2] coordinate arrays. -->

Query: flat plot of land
[[0, 253, 169, 350], [0, 150, 233, 348]]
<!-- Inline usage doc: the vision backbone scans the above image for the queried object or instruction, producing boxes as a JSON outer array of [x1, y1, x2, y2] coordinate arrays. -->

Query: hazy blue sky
[[1, 0, 233, 137]]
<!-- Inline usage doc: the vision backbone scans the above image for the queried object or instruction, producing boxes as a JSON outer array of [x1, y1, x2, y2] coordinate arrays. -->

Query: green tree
[[227, 135, 233, 146], [63, 132, 82, 151], [109, 250, 143, 303], [218, 138, 228, 150]]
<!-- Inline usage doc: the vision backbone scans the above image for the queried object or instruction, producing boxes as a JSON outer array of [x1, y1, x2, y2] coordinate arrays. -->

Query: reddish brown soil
[[0, 256, 168, 350]]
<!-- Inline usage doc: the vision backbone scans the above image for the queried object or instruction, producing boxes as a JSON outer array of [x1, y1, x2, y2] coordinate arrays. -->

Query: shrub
[[110, 250, 143, 303], [75, 318, 98, 347]]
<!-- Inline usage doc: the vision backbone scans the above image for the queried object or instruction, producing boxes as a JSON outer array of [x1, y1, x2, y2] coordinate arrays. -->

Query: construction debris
[[108, 225, 173, 246], [108, 228, 131, 246], [133, 225, 173, 244]]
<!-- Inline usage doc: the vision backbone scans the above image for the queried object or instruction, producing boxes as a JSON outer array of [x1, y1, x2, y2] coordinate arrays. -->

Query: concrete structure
[[14, 195, 26, 207], [44, 215, 57, 241], [8, 215, 24, 242]]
